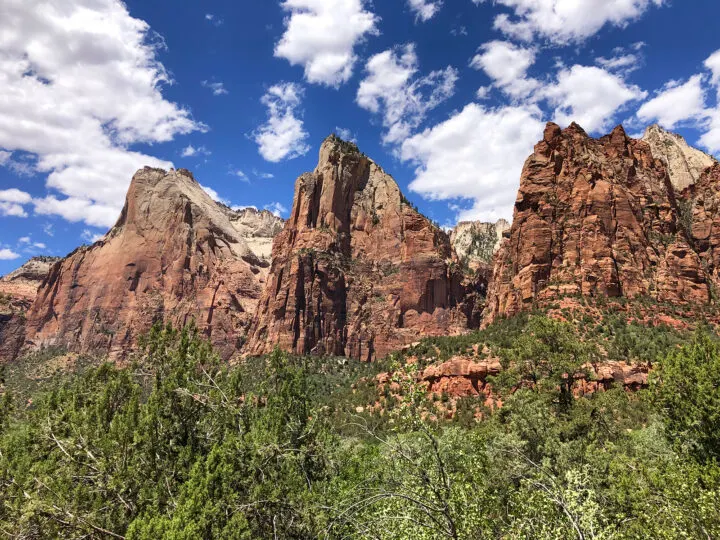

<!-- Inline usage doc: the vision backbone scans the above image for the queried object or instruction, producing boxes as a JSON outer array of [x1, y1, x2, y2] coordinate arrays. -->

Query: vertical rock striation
[[486, 122, 714, 322], [246, 136, 478, 361], [23, 168, 283, 361]]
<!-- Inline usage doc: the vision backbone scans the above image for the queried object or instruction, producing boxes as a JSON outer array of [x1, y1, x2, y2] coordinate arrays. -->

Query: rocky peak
[[245, 135, 478, 361], [0, 256, 60, 364], [642, 124, 717, 191], [1, 257, 60, 290], [22, 167, 282, 361], [450, 219, 511, 266], [485, 121, 713, 322]]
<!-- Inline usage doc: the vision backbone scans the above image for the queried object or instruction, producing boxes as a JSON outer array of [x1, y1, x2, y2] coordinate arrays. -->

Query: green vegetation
[[0, 317, 719, 538]]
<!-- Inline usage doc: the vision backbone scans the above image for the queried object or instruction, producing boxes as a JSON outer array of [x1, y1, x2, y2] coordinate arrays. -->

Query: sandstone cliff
[[0, 257, 59, 364], [642, 124, 717, 191], [23, 168, 283, 361], [486, 122, 714, 322], [245, 135, 479, 361]]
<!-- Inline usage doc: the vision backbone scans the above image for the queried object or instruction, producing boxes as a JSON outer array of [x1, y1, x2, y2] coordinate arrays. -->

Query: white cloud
[[32, 242, 46, 249], [596, 44, 644, 75], [0, 0, 203, 228], [33, 196, 120, 228], [230, 169, 248, 181], [0, 249, 20, 260], [201, 80, 228, 96], [205, 14, 223, 26], [470, 41, 539, 98], [0, 150, 10, 165], [181, 145, 211, 158], [200, 185, 229, 205], [254, 83, 310, 162], [0, 188, 32, 217], [400, 103, 545, 222], [275, 0, 380, 87], [18, 236, 30, 244], [0, 202, 28, 217], [476, 86, 492, 100], [356, 44, 458, 144], [264, 202, 288, 217], [81, 229, 104, 244], [543, 65, 647, 133], [636, 75, 707, 129], [475, 0, 665, 44], [705, 49, 720, 94], [335, 127, 357, 142], [253, 169, 275, 179], [0, 189, 31, 204], [407, 0, 443, 22]]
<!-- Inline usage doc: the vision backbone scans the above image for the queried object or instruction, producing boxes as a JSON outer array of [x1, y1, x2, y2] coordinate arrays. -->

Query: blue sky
[[1, 0, 719, 275]]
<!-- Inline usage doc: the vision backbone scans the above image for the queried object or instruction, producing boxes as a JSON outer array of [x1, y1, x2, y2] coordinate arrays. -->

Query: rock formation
[[486, 122, 714, 322], [681, 163, 720, 282], [23, 168, 283, 361], [643, 124, 717, 191], [245, 135, 479, 361], [450, 219, 511, 266], [0, 257, 60, 364]]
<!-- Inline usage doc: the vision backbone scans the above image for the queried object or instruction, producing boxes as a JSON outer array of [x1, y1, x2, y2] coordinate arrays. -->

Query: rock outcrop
[[682, 163, 720, 281], [642, 124, 717, 191], [486, 122, 714, 322], [245, 136, 479, 361], [23, 168, 283, 361], [450, 219, 511, 266], [0, 257, 59, 364]]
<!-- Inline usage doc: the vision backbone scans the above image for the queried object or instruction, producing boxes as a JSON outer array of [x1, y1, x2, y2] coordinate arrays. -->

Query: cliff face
[[23, 168, 283, 361], [245, 136, 477, 361], [450, 219, 511, 266], [0, 257, 59, 364], [642, 124, 717, 191], [683, 163, 720, 282], [486, 122, 714, 322]]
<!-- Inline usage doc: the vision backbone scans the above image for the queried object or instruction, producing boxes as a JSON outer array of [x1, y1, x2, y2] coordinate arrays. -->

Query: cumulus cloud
[[543, 65, 647, 133], [473, 0, 665, 44], [636, 75, 707, 129], [705, 49, 720, 95], [201, 80, 228, 96], [356, 44, 458, 144], [33, 196, 121, 228], [470, 41, 539, 98], [254, 83, 310, 162], [275, 0, 380, 87], [407, 0, 443, 22], [0, 249, 20, 260], [400, 103, 545, 222], [0, 150, 10, 165], [0, 0, 203, 228], [0, 188, 32, 217]]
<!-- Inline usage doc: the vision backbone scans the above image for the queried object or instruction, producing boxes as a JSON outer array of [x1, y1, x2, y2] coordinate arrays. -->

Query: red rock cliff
[[23, 168, 282, 361], [486, 122, 714, 321], [245, 135, 478, 361]]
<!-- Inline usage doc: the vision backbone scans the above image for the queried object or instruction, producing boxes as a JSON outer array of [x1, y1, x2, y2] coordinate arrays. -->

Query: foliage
[[0, 318, 719, 538]]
